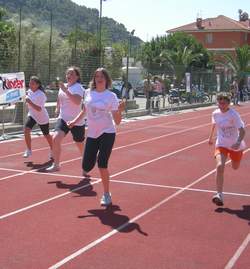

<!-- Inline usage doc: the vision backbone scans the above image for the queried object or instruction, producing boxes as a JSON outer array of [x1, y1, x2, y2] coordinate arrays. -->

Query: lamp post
[[126, 29, 135, 95], [99, 0, 106, 66]]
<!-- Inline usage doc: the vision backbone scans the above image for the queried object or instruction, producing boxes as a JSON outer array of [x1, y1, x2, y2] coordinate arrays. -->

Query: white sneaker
[[23, 149, 32, 158], [100, 192, 112, 206], [46, 163, 60, 172], [212, 192, 224, 206]]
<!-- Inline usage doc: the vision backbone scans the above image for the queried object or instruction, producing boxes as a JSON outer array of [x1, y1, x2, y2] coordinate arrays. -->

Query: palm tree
[[160, 46, 204, 86], [224, 45, 250, 81]]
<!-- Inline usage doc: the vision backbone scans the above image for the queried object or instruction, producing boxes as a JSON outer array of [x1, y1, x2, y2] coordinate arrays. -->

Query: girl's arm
[[232, 127, 245, 150], [208, 123, 216, 145], [60, 83, 82, 105], [55, 98, 60, 116], [112, 101, 125, 125], [26, 97, 42, 112], [67, 106, 86, 128]]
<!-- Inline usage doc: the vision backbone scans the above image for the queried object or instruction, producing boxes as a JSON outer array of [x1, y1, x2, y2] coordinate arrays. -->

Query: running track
[[0, 105, 249, 269]]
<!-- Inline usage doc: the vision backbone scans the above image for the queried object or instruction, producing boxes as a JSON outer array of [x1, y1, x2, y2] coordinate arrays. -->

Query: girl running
[[82, 68, 125, 206], [23, 76, 53, 158], [47, 66, 85, 172], [208, 93, 246, 206]]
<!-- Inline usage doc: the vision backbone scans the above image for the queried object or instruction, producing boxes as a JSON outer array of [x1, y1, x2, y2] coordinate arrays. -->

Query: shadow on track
[[48, 177, 97, 197], [215, 205, 250, 225], [78, 204, 148, 236]]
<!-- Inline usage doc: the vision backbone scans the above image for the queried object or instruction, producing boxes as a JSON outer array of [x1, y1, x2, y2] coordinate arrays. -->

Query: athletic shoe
[[212, 192, 224, 206], [100, 192, 112, 206], [46, 163, 60, 172], [23, 149, 32, 158]]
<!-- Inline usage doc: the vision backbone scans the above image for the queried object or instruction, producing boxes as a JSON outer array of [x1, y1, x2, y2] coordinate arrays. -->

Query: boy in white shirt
[[208, 93, 246, 206]]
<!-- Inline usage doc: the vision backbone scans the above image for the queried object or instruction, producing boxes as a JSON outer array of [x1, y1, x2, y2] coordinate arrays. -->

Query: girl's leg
[[99, 168, 110, 193], [44, 134, 53, 150], [71, 125, 85, 155], [75, 141, 84, 155], [82, 137, 99, 174], [24, 116, 36, 153], [215, 153, 227, 193], [97, 133, 115, 197], [24, 127, 32, 151], [40, 123, 53, 151], [52, 130, 65, 166]]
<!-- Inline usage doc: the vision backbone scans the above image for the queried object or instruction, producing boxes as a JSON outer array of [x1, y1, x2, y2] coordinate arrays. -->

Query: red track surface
[[0, 105, 250, 269]]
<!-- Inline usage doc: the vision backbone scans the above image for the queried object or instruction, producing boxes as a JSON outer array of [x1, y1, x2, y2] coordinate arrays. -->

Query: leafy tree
[[160, 46, 204, 86], [225, 45, 250, 76], [223, 45, 250, 88], [0, 7, 17, 72], [104, 42, 126, 79], [139, 33, 212, 86]]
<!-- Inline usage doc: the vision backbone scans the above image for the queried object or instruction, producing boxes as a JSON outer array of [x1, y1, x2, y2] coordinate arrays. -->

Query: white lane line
[[111, 178, 250, 198], [0, 121, 212, 182], [47, 166, 222, 268], [0, 141, 73, 160], [2, 167, 250, 199], [0, 179, 101, 220], [116, 113, 211, 135], [47, 148, 250, 269], [0, 171, 29, 182], [0, 112, 211, 159], [3, 107, 249, 163], [0, 138, 211, 220], [224, 233, 250, 269]]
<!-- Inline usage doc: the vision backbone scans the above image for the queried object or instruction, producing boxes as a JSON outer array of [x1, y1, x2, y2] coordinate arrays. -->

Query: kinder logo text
[[0, 77, 24, 91]]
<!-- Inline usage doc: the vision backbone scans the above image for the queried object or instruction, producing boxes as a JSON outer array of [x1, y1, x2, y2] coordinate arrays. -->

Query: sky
[[72, 0, 249, 41]]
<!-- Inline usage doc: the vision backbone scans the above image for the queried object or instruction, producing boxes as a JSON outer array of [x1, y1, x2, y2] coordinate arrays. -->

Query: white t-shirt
[[27, 89, 49, 125], [58, 82, 85, 126], [84, 89, 119, 138], [212, 108, 246, 151]]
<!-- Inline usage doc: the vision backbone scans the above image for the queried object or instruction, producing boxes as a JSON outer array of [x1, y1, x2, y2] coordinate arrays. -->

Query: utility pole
[[48, 10, 53, 84], [17, 7, 22, 71]]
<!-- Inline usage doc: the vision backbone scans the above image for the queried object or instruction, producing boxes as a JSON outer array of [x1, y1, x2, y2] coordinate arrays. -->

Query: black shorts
[[82, 133, 116, 172], [25, 116, 50, 135], [55, 118, 85, 142]]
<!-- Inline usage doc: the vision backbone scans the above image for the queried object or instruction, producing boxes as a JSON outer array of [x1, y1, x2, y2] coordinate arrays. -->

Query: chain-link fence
[[3, 61, 250, 140], [1, 41, 249, 139]]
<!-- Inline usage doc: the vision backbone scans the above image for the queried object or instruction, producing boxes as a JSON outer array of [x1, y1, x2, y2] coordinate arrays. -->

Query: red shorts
[[215, 147, 243, 162]]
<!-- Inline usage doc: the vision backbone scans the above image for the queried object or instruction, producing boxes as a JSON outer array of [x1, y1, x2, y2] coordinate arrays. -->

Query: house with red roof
[[167, 15, 250, 54]]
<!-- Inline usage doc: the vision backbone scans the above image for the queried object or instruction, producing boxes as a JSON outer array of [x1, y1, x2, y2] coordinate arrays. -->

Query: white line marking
[[1, 167, 250, 199], [224, 233, 250, 269], [0, 112, 211, 159], [0, 121, 212, 182], [47, 165, 224, 268], [110, 178, 250, 198], [0, 179, 101, 220], [0, 138, 211, 220], [48, 148, 250, 269], [0, 141, 73, 160]]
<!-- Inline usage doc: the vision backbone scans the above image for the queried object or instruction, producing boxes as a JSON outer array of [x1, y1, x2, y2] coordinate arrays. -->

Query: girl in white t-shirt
[[23, 76, 53, 158], [82, 68, 125, 206], [47, 66, 85, 172], [208, 93, 246, 206]]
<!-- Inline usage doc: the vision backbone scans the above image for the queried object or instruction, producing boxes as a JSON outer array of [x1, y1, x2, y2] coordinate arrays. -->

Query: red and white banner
[[0, 72, 25, 105]]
